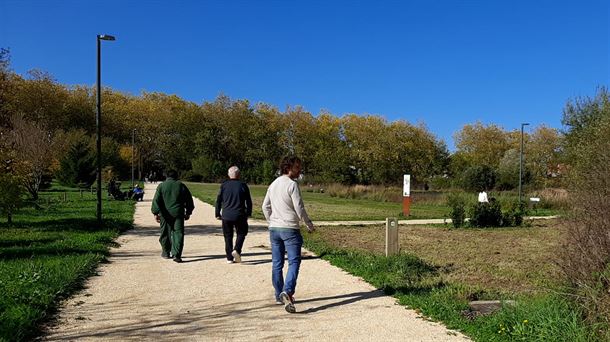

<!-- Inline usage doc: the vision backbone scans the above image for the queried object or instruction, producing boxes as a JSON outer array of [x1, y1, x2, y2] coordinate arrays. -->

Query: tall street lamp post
[[518, 122, 530, 204], [96, 34, 115, 227], [132, 129, 136, 188]]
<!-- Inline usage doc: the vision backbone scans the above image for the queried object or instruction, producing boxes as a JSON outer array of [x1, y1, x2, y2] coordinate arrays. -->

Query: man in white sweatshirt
[[262, 156, 315, 313]]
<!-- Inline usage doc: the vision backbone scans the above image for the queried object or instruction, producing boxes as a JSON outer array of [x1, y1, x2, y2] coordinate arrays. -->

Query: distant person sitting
[[108, 178, 126, 200], [132, 184, 144, 201]]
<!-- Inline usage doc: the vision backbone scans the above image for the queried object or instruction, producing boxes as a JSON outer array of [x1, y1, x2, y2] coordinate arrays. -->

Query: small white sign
[[529, 197, 540, 202], [403, 175, 410, 197]]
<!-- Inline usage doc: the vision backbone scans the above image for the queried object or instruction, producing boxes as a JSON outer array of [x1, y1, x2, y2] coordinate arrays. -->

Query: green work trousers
[[159, 215, 185, 258]]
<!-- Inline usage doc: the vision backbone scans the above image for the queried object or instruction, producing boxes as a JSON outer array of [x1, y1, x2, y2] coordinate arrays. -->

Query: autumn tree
[[0, 126, 24, 223], [7, 114, 53, 199], [454, 122, 510, 168], [526, 125, 563, 187]]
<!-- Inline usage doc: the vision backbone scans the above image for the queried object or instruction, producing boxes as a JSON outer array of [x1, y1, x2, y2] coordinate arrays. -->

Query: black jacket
[[215, 179, 252, 221]]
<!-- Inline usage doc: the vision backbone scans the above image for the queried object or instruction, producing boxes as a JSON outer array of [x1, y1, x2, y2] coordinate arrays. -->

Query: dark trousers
[[222, 217, 248, 261], [159, 215, 185, 258]]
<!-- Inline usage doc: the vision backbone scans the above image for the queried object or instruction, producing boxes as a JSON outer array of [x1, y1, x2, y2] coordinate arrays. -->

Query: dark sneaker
[[231, 250, 241, 263], [280, 292, 296, 313], [161, 253, 171, 259], [173, 257, 183, 263]]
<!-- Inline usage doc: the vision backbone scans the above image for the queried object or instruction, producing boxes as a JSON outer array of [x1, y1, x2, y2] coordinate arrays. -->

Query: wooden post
[[385, 217, 399, 256], [80, 189, 83, 198], [63, 191, 67, 202], [402, 196, 411, 216]]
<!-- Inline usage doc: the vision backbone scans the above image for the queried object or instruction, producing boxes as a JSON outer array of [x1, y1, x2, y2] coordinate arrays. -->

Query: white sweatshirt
[[262, 175, 313, 229]]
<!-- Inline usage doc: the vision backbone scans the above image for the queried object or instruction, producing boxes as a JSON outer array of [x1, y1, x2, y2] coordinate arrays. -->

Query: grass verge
[[303, 223, 598, 341], [189, 182, 465, 220], [0, 189, 135, 342]]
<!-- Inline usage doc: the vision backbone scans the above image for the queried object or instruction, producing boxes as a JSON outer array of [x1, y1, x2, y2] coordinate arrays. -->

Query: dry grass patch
[[314, 219, 565, 295]]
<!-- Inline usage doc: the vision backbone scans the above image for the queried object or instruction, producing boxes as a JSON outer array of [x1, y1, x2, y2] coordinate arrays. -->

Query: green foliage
[[181, 170, 203, 182], [56, 138, 96, 188], [0, 173, 23, 224], [469, 201, 503, 228], [454, 122, 512, 168], [191, 156, 226, 183], [447, 193, 467, 228], [501, 201, 526, 227], [101, 137, 130, 180], [496, 149, 520, 190], [0, 186, 134, 341], [242, 159, 276, 184], [462, 165, 496, 192]]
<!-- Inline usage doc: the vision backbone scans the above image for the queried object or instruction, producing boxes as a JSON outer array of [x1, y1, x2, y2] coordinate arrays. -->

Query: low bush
[[447, 193, 467, 228], [469, 201, 503, 227]]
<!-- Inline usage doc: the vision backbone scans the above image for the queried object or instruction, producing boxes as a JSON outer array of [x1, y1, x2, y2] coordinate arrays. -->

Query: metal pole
[[96, 36, 102, 227], [518, 123, 529, 204], [95, 34, 115, 227], [131, 129, 135, 188]]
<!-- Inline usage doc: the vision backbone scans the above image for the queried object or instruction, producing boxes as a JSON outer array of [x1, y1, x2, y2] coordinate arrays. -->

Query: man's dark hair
[[279, 156, 301, 175], [166, 169, 179, 179]]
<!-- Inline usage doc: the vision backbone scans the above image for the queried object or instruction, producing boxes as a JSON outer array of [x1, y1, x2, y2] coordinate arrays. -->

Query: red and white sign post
[[403, 174, 411, 216]]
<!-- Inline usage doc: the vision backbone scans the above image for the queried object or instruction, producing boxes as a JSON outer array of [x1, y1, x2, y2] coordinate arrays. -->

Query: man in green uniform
[[151, 170, 195, 263]]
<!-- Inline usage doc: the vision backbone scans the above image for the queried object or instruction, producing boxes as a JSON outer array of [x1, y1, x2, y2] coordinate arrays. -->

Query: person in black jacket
[[215, 166, 253, 263]]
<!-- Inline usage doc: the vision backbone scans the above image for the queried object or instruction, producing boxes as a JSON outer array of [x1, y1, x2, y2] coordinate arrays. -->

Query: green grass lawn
[[187, 182, 450, 220], [0, 188, 135, 342]]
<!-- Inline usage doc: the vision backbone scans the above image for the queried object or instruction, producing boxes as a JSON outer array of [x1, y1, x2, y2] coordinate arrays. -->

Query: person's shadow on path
[[296, 290, 386, 314], [181, 251, 271, 263]]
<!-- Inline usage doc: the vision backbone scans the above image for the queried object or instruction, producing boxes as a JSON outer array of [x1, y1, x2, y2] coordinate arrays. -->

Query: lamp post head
[[98, 34, 116, 41], [521, 122, 530, 127]]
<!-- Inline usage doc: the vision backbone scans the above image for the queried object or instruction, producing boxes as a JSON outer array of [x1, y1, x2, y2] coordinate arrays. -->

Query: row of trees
[[1, 48, 563, 202]]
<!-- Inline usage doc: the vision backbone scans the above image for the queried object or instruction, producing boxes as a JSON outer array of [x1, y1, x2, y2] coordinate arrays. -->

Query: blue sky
[[1, 0, 608, 150]]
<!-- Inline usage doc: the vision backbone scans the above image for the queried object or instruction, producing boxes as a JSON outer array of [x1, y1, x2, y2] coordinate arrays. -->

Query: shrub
[[560, 88, 610, 335], [446, 193, 466, 228], [502, 201, 527, 227], [469, 200, 502, 227]]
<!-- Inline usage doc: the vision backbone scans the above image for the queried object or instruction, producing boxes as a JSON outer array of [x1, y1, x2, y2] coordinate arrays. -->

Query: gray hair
[[228, 166, 240, 179]]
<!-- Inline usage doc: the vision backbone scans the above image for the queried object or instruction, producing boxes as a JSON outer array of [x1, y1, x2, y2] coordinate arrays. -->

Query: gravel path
[[44, 183, 469, 341]]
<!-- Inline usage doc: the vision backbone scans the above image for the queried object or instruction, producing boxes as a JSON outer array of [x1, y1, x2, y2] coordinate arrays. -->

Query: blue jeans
[[270, 228, 303, 300]]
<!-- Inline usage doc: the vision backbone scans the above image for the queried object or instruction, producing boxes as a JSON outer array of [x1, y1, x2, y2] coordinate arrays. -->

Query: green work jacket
[[151, 178, 195, 219]]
